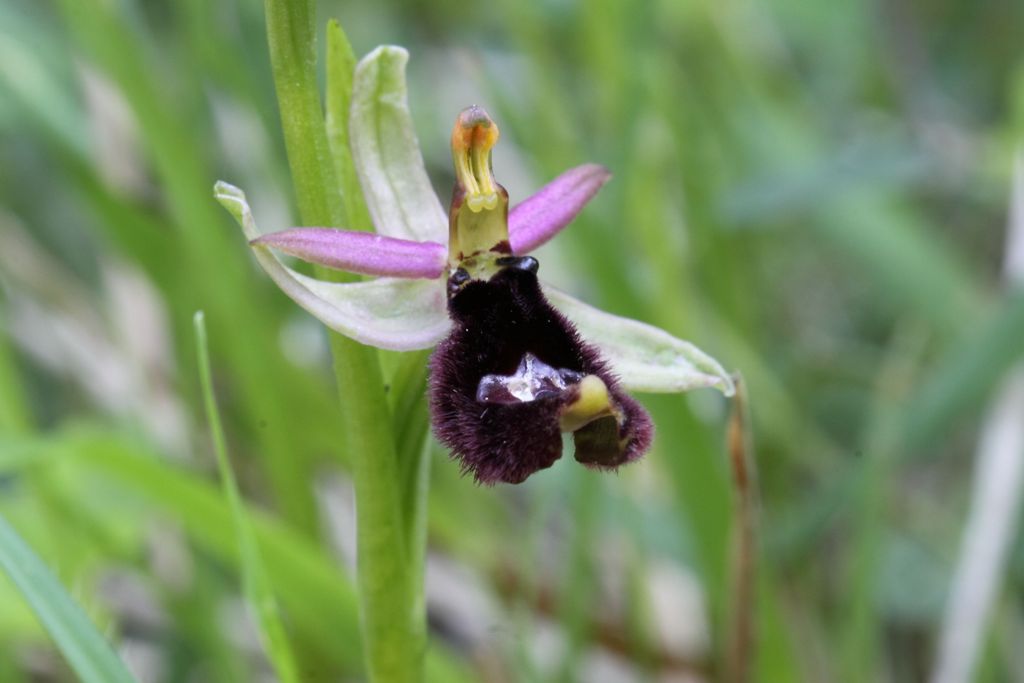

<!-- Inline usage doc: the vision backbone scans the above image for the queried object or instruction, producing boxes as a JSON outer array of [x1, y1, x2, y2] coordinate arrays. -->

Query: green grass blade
[[48, 427, 472, 680], [0, 316, 31, 435], [902, 287, 1024, 454], [45, 427, 364, 670], [0, 513, 137, 683], [194, 311, 300, 683], [839, 327, 926, 680], [54, 0, 321, 533]]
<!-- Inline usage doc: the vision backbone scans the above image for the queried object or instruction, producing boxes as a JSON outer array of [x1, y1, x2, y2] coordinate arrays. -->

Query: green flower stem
[[263, 2, 425, 681], [324, 25, 432, 651], [263, 0, 346, 231]]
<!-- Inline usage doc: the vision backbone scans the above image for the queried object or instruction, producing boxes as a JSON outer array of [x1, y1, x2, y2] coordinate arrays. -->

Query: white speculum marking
[[476, 353, 583, 404]]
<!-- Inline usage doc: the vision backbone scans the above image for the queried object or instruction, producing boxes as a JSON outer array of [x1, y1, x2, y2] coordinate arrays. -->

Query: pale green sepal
[[215, 182, 450, 350], [546, 287, 736, 396], [350, 46, 447, 243]]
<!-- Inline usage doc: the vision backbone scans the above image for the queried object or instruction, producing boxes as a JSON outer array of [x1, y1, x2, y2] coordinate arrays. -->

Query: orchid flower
[[215, 46, 733, 484]]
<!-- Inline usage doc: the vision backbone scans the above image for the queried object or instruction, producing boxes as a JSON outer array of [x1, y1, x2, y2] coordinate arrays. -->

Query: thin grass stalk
[[725, 375, 757, 683], [194, 311, 300, 683]]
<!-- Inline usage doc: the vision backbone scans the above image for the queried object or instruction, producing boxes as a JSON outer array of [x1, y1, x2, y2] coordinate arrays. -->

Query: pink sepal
[[252, 228, 446, 279], [509, 164, 611, 255]]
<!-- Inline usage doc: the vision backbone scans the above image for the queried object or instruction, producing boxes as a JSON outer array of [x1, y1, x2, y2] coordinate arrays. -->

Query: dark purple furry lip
[[428, 259, 653, 485]]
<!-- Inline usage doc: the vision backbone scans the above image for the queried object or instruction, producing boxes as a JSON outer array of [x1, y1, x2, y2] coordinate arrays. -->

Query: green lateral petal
[[350, 46, 447, 243], [215, 182, 449, 350], [545, 287, 735, 396]]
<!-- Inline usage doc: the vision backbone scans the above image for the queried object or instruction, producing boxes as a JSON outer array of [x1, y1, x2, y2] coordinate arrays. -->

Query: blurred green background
[[2, 0, 1023, 681]]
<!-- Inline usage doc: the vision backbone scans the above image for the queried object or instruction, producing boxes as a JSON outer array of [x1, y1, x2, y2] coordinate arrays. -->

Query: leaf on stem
[[325, 19, 374, 233]]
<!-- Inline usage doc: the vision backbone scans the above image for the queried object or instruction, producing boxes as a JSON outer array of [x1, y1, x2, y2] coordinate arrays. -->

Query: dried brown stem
[[725, 374, 758, 683]]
